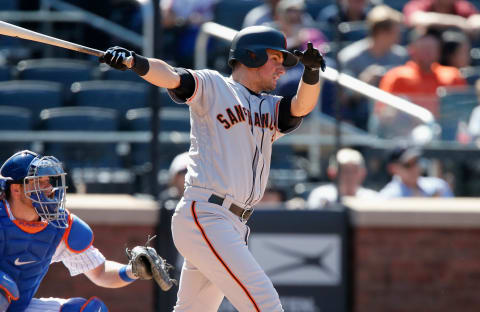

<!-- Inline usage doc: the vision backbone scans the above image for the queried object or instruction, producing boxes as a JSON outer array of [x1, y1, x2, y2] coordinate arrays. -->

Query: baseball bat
[[0, 21, 133, 67]]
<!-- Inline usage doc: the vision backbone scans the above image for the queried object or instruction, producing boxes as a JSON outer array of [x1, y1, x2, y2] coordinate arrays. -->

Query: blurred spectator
[[159, 151, 189, 210], [307, 148, 377, 209], [339, 5, 407, 84], [440, 29, 471, 68], [243, 0, 282, 28], [256, 184, 288, 209], [317, 0, 370, 40], [380, 145, 454, 197], [467, 79, 480, 138], [110, 0, 143, 33], [403, 0, 480, 35], [337, 5, 407, 130], [266, 0, 325, 51], [378, 30, 466, 117], [161, 0, 218, 67]]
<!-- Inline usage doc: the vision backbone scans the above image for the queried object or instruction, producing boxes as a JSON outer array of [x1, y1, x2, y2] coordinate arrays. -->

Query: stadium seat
[[126, 107, 190, 168], [0, 105, 33, 130], [213, 0, 262, 30], [126, 107, 190, 132], [1, 0, 18, 10], [70, 80, 148, 127], [17, 58, 94, 90], [40, 106, 122, 168], [437, 86, 478, 141], [0, 80, 63, 127], [271, 144, 296, 169], [100, 64, 147, 83], [0, 65, 11, 81], [0, 106, 33, 162]]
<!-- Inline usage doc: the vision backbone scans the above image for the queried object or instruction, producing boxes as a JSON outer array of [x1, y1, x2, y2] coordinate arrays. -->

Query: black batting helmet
[[228, 26, 298, 68]]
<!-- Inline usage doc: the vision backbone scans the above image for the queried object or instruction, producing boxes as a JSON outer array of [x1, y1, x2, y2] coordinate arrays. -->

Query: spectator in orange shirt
[[378, 31, 466, 117]]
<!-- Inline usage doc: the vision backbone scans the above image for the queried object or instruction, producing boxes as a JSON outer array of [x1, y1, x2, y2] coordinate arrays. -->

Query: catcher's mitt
[[126, 235, 177, 291]]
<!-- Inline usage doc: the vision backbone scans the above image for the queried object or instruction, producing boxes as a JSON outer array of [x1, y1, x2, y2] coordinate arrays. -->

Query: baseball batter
[[101, 25, 325, 311]]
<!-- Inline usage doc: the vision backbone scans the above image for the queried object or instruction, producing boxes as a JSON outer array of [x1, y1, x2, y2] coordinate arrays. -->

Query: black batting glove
[[293, 42, 325, 84], [99, 46, 150, 76], [294, 42, 326, 72], [99, 46, 133, 71]]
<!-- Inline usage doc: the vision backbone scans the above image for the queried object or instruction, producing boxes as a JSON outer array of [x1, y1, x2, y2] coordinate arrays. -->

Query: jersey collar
[[3, 200, 48, 233], [230, 76, 262, 98]]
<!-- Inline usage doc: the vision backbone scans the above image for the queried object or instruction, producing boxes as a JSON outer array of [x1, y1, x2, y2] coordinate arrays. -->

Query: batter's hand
[[99, 46, 134, 71], [294, 42, 326, 72]]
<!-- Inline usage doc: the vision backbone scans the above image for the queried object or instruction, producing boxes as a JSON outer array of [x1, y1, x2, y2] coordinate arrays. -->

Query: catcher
[[0, 150, 175, 312]]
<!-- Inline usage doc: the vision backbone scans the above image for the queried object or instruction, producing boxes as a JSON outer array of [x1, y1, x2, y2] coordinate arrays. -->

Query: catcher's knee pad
[[60, 296, 108, 312]]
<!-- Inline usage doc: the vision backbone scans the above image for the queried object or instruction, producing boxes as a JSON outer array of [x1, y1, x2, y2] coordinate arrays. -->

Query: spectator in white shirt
[[307, 148, 378, 209]]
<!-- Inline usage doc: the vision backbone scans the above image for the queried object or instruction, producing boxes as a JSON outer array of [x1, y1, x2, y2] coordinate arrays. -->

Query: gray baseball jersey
[[169, 69, 300, 207], [169, 68, 303, 312]]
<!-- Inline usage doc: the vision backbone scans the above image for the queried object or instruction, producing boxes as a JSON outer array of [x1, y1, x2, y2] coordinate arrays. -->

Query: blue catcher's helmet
[[228, 26, 298, 68], [0, 150, 68, 228]]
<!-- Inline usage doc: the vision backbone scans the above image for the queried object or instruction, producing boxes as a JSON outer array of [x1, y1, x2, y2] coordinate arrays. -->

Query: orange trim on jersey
[[274, 100, 281, 132], [60, 213, 74, 243], [0, 284, 18, 302], [62, 214, 94, 254], [80, 296, 100, 311], [12, 219, 48, 234], [187, 71, 200, 103], [190, 201, 260, 312], [272, 100, 281, 141], [2, 200, 48, 233]]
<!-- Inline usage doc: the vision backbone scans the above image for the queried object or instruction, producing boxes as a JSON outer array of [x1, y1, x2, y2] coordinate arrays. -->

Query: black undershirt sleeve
[[168, 67, 196, 102], [277, 95, 303, 134]]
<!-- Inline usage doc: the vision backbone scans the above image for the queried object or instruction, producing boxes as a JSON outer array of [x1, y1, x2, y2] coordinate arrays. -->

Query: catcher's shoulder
[[64, 214, 93, 253]]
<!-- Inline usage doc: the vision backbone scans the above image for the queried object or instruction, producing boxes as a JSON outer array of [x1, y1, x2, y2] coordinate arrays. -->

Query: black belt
[[208, 194, 253, 222]]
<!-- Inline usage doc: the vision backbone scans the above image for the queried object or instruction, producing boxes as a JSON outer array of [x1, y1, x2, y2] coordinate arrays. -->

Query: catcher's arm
[[84, 260, 138, 288]]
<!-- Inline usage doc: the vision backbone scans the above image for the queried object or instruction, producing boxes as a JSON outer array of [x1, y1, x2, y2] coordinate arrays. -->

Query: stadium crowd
[[2, 0, 480, 204]]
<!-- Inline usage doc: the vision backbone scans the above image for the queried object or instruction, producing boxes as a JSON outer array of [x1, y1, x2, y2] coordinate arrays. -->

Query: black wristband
[[302, 67, 319, 85], [132, 52, 150, 76]]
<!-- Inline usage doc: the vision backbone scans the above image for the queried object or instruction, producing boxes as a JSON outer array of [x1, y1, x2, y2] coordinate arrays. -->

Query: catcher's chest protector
[[0, 201, 66, 312]]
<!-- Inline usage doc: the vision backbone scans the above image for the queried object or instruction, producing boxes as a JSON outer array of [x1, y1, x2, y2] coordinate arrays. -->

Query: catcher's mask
[[0, 150, 68, 228]]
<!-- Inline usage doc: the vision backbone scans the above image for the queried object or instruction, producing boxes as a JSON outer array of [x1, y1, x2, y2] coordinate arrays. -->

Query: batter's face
[[256, 49, 286, 92]]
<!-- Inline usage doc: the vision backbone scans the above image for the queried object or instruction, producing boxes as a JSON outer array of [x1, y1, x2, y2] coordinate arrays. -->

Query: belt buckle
[[240, 207, 253, 222]]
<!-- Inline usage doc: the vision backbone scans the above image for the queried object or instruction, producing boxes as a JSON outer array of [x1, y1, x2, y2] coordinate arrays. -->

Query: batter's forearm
[[140, 58, 181, 89], [291, 79, 321, 117]]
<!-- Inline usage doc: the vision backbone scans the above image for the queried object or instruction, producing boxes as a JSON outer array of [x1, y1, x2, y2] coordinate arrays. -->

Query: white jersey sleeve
[[51, 240, 106, 276], [168, 69, 219, 115]]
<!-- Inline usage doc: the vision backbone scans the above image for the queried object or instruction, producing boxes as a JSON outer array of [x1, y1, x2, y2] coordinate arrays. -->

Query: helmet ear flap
[[243, 48, 268, 68]]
